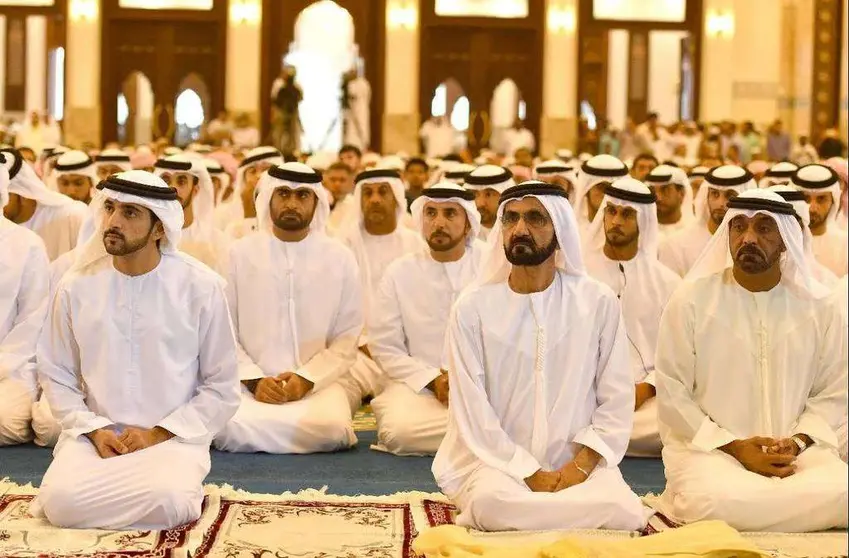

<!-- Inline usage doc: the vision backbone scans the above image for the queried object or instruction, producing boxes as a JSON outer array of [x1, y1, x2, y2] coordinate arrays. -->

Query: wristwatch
[[791, 435, 808, 454]]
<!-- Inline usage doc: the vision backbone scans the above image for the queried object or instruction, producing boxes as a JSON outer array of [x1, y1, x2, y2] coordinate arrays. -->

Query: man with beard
[[54, 150, 98, 205], [433, 180, 649, 532], [463, 165, 515, 241], [154, 155, 229, 273], [644, 164, 694, 239], [214, 163, 366, 454], [791, 164, 848, 276], [630, 153, 659, 181], [0, 153, 50, 446], [214, 146, 283, 236], [651, 189, 847, 532], [32, 170, 240, 529], [572, 155, 629, 241], [370, 183, 484, 455], [94, 149, 132, 182], [1, 148, 87, 261], [533, 160, 576, 202], [659, 165, 755, 277], [583, 178, 681, 457]]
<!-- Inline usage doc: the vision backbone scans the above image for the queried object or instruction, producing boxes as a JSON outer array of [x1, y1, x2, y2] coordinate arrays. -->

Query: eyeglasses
[[500, 210, 550, 228]]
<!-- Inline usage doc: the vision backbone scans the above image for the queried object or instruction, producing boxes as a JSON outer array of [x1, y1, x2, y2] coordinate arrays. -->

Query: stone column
[[541, 0, 578, 157], [226, 0, 262, 126], [64, 0, 101, 147], [383, 0, 419, 155]]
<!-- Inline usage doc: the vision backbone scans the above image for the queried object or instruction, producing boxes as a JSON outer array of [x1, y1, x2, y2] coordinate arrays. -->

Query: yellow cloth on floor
[[412, 521, 768, 558]]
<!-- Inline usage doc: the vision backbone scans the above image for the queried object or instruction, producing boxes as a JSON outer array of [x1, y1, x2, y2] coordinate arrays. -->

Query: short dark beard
[[604, 227, 639, 247], [504, 235, 558, 266], [180, 190, 195, 210], [427, 231, 464, 252], [272, 209, 313, 232], [103, 226, 155, 256], [733, 245, 780, 274]]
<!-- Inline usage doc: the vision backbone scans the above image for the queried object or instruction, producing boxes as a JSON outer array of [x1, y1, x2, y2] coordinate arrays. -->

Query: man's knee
[[0, 405, 33, 446], [38, 482, 86, 528]]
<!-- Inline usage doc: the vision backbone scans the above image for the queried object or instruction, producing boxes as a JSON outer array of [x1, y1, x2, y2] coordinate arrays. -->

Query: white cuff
[[691, 416, 739, 452]]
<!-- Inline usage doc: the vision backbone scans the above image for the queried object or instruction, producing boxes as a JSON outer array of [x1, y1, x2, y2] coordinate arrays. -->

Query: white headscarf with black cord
[[645, 164, 695, 223], [54, 150, 99, 201], [692, 165, 757, 226], [759, 161, 799, 189], [0, 147, 79, 208], [409, 181, 482, 247], [572, 155, 629, 228], [94, 149, 133, 177], [214, 146, 283, 227], [790, 163, 842, 225]]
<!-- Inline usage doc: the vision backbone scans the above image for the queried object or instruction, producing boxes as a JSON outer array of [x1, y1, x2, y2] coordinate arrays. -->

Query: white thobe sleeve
[[369, 271, 440, 392], [571, 294, 635, 467], [225, 248, 267, 381], [0, 244, 49, 382], [656, 290, 740, 451], [446, 301, 542, 483], [791, 306, 848, 449], [295, 255, 364, 392], [38, 286, 114, 438], [157, 284, 241, 443]]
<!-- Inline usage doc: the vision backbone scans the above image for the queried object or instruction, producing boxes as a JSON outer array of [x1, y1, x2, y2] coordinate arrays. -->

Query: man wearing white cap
[[154, 155, 229, 273], [442, 163, 474, 186], [1, 148, 88, 261], [533, 160, 576, 202], [659, 165, 756, 277], [583, 178, 681, 457], [32, 171, 240, 529], [644, 164, 694, 239], [687, 166, 709, 201], [433, 181, 649, 532], [370, 183, 484, 456], [572, 155, 629, 240], [653, 188, 847, 532], [759, 161, 798, 189], [54, 150, 98, 205], [0, 153, 50, 446], [95, 149, 132, 182], [214, 163, 365, 454], [463, 165, 515, 241], [792, 164, 848, 277], [214, 146, 283, 236]]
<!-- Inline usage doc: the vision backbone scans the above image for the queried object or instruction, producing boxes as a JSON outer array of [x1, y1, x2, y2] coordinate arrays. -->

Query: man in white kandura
[[370, 183, 484, 455], [583, 177, 681, 457], [463, 165, 515, 241], [433, 180, 650, 532], [214, 163, 365, 454], [32, 170, 240, 530], [154, 154, 230, 273], [533, 160, 576, 202], [1, 148, 87, 261], [0, 154, 50, 446], [94, 148, 133, 182], [791, 163, 848, 277], [54, 150, 98, 205], [644, 164, 694, 239], [833, 274, 848, 462], [214, 146, 283, 236], [659, 165, 756, 277], [653, 189, 847, 532], [758, 161, 798, 189], [571, 155, 629, 241]]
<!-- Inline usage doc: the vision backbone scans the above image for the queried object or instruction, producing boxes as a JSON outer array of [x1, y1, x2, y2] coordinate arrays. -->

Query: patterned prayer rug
[[353, 404, 377, 432]]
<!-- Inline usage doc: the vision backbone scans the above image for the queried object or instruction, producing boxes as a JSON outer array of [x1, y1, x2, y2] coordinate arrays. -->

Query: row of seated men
[[0, 146, 846, 535]]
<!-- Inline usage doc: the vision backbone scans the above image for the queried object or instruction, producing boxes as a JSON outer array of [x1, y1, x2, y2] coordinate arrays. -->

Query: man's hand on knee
[[278, 372, 314, 403], [524, 469, 561, 492], [119, 426, 175, 454], [247, 376, 289, 404], [85, 428, 128, 459], [721, 437, 797, 478]]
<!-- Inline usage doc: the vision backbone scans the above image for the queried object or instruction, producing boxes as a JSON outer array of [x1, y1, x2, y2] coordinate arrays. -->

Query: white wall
[[25, 15, 46, 113], [0, 17, 6, 114], [699, 0, 734, 121], [225, 6, 261, 119], [648, 30, 686, 124], [543, 0, 577, 120], [606, 29, 629, 129], [384, 0, 419, 115]]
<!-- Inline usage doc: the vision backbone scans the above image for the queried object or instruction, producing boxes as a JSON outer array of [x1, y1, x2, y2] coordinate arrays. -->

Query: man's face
[[211, 176, 223, 198], [803, 192, 834, 229], [729, 214, 785, 274], [652, 183, 685, 219], [18, 148, 36, 164], [269, 187, 317, 232], [707, 187, 739, 226], [548, 175, 574, 199], [631, 159, 657, 181], [2, 193, 24, 221], [323, 169, 353, 202], [243, 162, 273, 198], [97, 164, 125, 182], [501, 197, 557, 266], [57, 173, 93, 204], [161, 172, 199, 210], [404, 164, 429, 191], [690, 177, 704, 199], [361, 182, 397, 228], [339, 151, 361, 172], [514, 149, 533, 168], [101, 198, 163, 256], [422, 201, 469, 253], [474, 188, 501, 228], [585, 182, 608, 222], [603, 203, 640, 248]]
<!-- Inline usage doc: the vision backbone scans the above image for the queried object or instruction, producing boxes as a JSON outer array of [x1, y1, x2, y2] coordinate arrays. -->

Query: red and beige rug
[[0, 481, 845, 558]]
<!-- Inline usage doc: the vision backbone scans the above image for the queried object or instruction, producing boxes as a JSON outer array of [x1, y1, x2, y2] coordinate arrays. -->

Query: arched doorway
[[261, 0, 386, 151], [117, 71, 155, 146], [174, 73, 211, 146]]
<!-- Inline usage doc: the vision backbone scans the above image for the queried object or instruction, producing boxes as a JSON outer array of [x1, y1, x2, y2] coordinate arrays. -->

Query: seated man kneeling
[[370, 183, 484, 455], [32, 171, 240, 529], [433, 181, 650, 532], [654, 189, 848, 532], [214, 163, 365, 454]]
